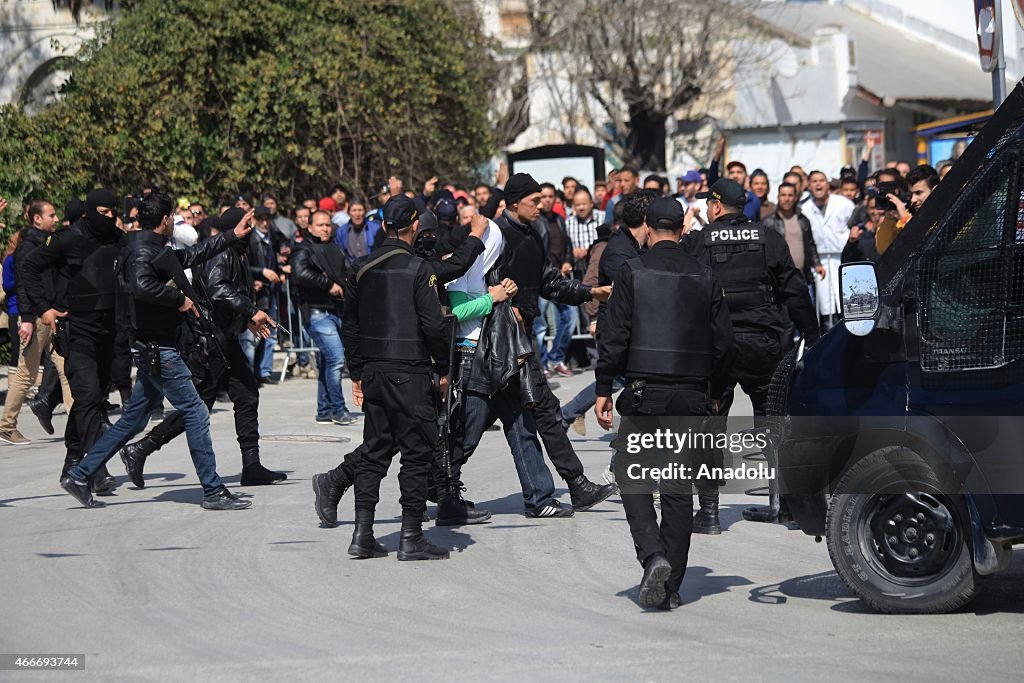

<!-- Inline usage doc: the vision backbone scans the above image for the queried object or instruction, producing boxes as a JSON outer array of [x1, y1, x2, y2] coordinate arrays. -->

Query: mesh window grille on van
[[917, 149, 1023, 372]]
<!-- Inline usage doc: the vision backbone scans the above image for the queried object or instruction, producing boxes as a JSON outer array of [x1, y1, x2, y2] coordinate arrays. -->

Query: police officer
[[595, 197, 734, 609], [311, 210, 489, 528], [113, 207, 286, 487], [342, 195, 452, 560], [686, 178, 820, 529], [21, 188, 126, 492]]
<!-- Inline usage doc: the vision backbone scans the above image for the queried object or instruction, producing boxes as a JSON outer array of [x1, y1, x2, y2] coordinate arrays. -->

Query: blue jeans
[[257, 295, 279, 377], [68, 347, 224, 498], [534, 298, 577, 366], [308, 309, 348, 418], [560, 376, 625, 423], [459, 348, 556, 513]]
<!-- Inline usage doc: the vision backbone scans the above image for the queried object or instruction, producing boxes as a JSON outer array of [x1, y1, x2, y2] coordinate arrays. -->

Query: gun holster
[[133, 341, 161, 378], [630, 379, 647, 411]]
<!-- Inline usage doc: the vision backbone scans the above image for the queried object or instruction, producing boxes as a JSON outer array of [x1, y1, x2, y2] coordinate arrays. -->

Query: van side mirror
[[840, 262, 879, 336]]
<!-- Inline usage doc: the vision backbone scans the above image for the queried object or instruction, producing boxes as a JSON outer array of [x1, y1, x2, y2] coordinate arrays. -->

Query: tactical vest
[[64, 223, 122, 313], [357, 251, 430, 362], [624, 259, 713, 379], [703, 217, 772, 315]]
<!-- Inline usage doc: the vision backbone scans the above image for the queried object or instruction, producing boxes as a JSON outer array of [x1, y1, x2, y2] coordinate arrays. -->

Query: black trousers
[[718, 330, 782, 417], [353, 369, 436, 517], [110, 326, 133, 392], [617, 385, 710, 594], [145, 338, 260, 456], [63, 316, 116, 460], [39, 352, 62, 410], [527, 337, 584, 482]]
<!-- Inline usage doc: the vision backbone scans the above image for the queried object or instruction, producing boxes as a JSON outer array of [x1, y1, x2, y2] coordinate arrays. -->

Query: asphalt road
[[2, 371, 1023, 682]]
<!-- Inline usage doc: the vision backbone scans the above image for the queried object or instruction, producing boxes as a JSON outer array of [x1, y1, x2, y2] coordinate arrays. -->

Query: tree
[[0, 0, 495, 234], [527, 0, 771, 170]]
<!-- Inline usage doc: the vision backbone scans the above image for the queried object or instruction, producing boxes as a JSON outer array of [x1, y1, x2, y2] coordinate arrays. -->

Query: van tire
[[826, 447, 978, 614]]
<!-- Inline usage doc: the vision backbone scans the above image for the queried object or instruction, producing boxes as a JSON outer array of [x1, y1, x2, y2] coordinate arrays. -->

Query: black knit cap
[[502, 173, 542, 206]]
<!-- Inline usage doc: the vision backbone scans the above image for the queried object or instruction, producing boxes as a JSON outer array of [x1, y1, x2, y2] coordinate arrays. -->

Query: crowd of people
[[0, 135, 945, 607]]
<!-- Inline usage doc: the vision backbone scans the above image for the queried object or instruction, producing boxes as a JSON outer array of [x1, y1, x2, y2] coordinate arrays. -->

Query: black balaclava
[[85, 188, 119, 238]]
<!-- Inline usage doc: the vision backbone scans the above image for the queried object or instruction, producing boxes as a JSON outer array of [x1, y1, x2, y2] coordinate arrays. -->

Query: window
[[917, 151, 1019, 372]]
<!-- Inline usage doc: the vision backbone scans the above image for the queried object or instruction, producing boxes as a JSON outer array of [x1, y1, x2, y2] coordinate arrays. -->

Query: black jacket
[[841, 227, 880, 264], [198, 236, 260, 336], [596, 227, 644, 332], [492, 210, 592, 328], [247, 226, 285, 309], [14, 226, 54, 323], [292, 237, 346, 313], [762, 209, 822, 284], [123, 229, 241, 346]]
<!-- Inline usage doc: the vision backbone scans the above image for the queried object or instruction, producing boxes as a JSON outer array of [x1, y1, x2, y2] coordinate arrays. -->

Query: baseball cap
[[645, 197, 684, 231], [696, 178, 747, 208], [677, 170, 702, 183], [382, 195, 419, 230], [253, 205, 272, 219], [318, 197, 338, 213], [725, 160, 747, 173]]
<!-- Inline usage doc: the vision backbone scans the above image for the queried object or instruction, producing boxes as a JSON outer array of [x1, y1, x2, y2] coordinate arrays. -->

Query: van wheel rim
[[860, 493, 961, 584]]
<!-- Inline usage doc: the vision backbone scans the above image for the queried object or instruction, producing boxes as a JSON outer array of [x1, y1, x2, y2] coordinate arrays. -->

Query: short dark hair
[[808, 170, 827, 181], [573, 184, 592, 200], [620, 165, 639, 178], [595, 180, 607, 189], [261, 192, 277, 202], [777, 182, 798, 193], [27, 200, 53, 224], [840, 178, 859, 188], [138, 192, 174, 230], [782, 172, 802, 186], [561, 176, 577, 186], [643, 174, 662, 187], [621, 189, 658, 229], [348, 197, 367, 210], [330, 183, 346, 196], [539, 182, 557, 192], [906, 165, 939, 189], [474, 183, 491, 192]]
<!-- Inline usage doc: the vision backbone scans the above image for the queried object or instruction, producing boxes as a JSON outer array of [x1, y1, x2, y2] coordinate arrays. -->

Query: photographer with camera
[[59, 193, 256, 510], [870, 166, 939, 255]]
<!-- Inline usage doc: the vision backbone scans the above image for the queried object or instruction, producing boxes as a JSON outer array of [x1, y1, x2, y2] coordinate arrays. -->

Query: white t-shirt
[[446, 220, 503, 341]]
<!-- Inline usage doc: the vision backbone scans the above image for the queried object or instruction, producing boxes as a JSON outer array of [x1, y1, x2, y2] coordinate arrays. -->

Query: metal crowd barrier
[[272, 278, 321, 382]]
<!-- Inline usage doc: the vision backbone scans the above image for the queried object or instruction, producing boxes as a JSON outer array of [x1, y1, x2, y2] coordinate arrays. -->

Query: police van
[[769, 82, 1024, 613]]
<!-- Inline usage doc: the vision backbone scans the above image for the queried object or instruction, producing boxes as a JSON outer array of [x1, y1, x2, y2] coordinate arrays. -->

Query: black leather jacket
[[123, 229, 240, 345], [198, 236, 260, 336], [292, 238, 345, 313], [14, 226, 52, 323], [535, 211, 573, 268]]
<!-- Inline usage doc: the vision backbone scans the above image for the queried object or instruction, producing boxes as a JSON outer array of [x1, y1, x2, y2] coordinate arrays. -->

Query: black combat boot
[[239, 446, 287, 486], [311, 471, 350, 528], [568, 474, 617, 511], [30, 399, 54, 435], [435, 482, 491, 526], [61, 474, 105, 509], [118, 436, 158, 488], [348, 509, 387, 558], [693, 487, 721, 535], [397, 514, 449, 561], [638, 553, 671, 609]]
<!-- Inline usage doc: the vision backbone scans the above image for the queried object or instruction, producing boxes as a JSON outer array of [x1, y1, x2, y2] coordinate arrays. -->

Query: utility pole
[[993, 0, 1008, 106]]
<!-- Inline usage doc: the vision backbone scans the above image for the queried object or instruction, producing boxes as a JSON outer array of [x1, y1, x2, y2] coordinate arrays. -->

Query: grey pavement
[[1, 370, 1023, 682]]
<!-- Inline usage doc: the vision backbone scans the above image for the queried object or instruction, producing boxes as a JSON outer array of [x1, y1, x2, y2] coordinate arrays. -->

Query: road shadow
[[616, 565, 754, 608], [373, 527, 477, 555]]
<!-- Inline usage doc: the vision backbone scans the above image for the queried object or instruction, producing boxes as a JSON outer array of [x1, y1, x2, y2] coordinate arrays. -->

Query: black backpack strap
[[355, 248, 405, 283]]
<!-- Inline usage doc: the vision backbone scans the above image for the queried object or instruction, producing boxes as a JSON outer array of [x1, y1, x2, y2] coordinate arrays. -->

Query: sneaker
[[201, 488, 252, 510], [552, 362, 573, 377], [601, 465, 617, 488], [0, 429, 31, 445], [148, 407, 165, 423], [332, 411, 358, 426], [526, 499, 575, 518], [315, 415, 333, 424]]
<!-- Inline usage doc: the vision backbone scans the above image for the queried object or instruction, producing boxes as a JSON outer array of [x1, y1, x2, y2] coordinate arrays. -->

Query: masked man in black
[[21, 188, 125, 492]]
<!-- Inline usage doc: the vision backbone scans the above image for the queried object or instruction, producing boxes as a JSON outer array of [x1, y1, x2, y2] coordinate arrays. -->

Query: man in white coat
[[804, 171, 854, 332]]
